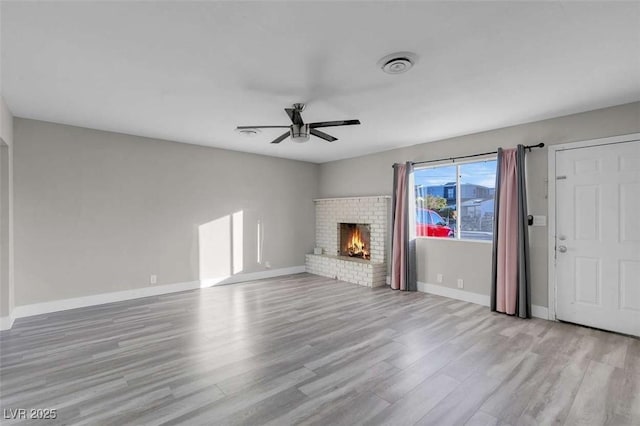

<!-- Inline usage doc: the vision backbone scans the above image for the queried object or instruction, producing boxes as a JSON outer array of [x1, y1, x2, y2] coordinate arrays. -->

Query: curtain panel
[[391, 162, 417, 291], [491, 145, 531, 318]]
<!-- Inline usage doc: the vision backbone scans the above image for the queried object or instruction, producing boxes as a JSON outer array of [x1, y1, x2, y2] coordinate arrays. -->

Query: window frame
[[414, 155, 497, 243]]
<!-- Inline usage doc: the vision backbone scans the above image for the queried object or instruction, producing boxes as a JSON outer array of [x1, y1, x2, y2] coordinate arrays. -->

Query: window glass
[[459, 160, 496, 241], [414, 165, 456, 238], [414, 159, 496, 241]]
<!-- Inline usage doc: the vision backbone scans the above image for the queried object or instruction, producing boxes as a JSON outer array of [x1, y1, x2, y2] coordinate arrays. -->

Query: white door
[[555, 140, 640, 336]]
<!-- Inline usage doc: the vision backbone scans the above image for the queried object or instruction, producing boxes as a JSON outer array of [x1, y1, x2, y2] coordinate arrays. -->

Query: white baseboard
[[417, 281, 549, 320], [4, 270, 547, 331], [11, 280, 201, 320], [8, 266, 305, 327], [531, 304, 549, 320], [0, 313, 15, 331], [418, 282, 490, 306], [200, 265, 305, 288]]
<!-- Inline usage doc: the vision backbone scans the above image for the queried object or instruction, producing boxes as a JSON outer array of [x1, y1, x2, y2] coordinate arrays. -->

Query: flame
[[347, 227, 370, 260]]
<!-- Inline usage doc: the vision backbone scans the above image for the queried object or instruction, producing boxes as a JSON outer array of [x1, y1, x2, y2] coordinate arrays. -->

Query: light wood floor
[[1, 273, 638, 425]]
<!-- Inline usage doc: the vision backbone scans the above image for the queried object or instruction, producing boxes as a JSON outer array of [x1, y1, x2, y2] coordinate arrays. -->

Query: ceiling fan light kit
[[291, 124, 310, 143], [377, 51, 418, 74], [236, 103, 360, 144]]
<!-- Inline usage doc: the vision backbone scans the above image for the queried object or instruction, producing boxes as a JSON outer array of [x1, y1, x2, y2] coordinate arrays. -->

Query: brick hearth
[[305, 196, 390, 288]]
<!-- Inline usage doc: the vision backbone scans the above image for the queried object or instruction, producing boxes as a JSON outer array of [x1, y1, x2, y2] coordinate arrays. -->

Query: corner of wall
[[0, 96, 15, 328], [0, 312, 15, 331]]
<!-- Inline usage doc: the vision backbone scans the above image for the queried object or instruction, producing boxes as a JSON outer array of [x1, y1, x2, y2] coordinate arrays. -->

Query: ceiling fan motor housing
[[291, 124, 310, 143]]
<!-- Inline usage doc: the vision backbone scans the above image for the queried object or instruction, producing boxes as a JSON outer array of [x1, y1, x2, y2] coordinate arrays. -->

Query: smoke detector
[[378, 52, 418, 74], [235, 128, 261, 137]]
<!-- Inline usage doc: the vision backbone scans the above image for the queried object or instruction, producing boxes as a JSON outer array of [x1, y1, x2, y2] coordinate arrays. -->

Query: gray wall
[[14, 119, 319, 306], [12, 102, 640, 310], [320, 102, 640, 307], [0, 96, 14, 319]]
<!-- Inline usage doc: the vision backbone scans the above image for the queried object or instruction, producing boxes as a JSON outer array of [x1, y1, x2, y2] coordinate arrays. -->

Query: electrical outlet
[[150, 274, 157, 285], [436, 273, 443, 283], [457, 278, 464, 289], [264, 261, 271, 269]]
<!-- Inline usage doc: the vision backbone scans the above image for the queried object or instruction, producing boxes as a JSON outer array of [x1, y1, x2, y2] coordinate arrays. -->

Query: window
[[414, 158, 497, 241]]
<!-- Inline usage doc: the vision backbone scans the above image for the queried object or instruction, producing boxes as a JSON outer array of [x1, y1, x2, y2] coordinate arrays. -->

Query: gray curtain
[[491, 145, 531, 318], [391, 162, 417, 291]]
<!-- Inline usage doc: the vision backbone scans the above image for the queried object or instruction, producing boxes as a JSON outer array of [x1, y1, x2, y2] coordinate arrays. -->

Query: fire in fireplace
[[339, 223, 371, 260]]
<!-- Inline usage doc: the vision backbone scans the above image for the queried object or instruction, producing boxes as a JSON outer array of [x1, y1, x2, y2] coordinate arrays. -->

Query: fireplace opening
[[339, 223, 371, 260]]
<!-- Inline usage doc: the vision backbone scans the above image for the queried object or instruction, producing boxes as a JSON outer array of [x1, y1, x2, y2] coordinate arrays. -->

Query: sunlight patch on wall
[[198, 210, 245, 287], [198, 215, 231, 282], [232, 211, 243, 274], [257, 219, 263, 264]]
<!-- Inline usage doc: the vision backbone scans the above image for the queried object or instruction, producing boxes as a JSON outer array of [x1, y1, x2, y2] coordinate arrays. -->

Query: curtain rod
[[396, 142, 545, 168]]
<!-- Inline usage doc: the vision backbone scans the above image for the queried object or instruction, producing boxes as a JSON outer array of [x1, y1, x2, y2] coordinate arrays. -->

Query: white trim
[[547, 133, 640, 323], [548, 144, 557, 321], [0, 313, 15, 331], [531, 305, 549, 320], [199, 265, 305, 288], [549, 133, 640, 152], [313, 196, 391, 202], [12, 280, 200, 319], [9, 266, 305, 324], [418, 282, 490, 306], [417, 281, 548, 320]]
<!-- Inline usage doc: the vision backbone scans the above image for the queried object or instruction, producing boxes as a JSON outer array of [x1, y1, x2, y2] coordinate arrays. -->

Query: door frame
[[547, 132, 640, 321]]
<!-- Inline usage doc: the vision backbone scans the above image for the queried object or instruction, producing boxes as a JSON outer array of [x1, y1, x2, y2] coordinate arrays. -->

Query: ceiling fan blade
[[236, 125, 290, 129], [270, 132, 290, 144], [310, 128, 337, 142], [285, 108, 304, 125], [309, 119, 361, 128]]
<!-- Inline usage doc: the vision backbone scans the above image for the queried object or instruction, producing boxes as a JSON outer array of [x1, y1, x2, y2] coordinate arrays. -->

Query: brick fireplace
[[305, 196, 390, 287]]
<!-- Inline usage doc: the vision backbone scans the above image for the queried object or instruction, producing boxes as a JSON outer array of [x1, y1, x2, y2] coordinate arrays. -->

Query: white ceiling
[[1, 1, 639, 163]]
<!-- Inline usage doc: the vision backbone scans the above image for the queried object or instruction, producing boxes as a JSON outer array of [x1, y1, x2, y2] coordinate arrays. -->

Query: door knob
[[558, 245, 567, 253]]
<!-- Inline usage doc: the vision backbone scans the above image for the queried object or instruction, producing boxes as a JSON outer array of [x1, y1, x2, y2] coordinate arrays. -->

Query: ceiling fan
[[236, 103, 360, 144]]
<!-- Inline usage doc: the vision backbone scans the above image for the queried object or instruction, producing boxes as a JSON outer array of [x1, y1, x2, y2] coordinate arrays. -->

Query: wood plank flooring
[[1, 273, 638, 425]]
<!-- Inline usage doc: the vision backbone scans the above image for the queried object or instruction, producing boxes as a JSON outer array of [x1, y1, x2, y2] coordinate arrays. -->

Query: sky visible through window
[[460, 160, 497, 188], [414, 160, 497, 188]]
